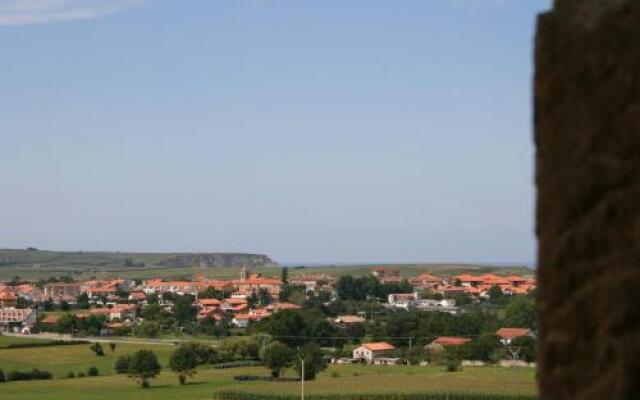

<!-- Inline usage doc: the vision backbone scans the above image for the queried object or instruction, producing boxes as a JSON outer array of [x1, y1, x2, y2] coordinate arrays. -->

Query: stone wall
[[535, 0, 640, 399]]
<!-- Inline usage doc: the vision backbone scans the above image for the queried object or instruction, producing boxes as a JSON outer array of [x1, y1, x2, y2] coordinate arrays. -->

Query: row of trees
[[114, 338, 327, 389]]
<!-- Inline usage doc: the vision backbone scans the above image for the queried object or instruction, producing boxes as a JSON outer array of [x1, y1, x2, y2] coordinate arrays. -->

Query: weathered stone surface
[[535, 0, 640, 399]]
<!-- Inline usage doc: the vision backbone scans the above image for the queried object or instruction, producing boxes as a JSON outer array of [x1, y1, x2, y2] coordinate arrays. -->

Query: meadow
[[0, 339, 175, 379], [0, 340, 536, 400], [0, 263, 534, 281]]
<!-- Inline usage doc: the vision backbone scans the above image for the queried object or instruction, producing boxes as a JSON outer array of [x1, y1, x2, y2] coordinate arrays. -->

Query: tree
[[108, 342, 116, 352], [487, 285, 504, 300], [0, 369, 4, 383], [199, 287, 224, 300], [503, 296, 536, 330], [256, 288, 274, 306], [460, 334, 502, 361], [174, 295, 197, 325], [169, 345, 199, 384], [87, 367, 99, 376], [260, 341, 294, 378], [89, 342, 105, 357], [76, 293, 90, 309], [115, 355, 131, 374], [127, 349, 161, 388], [511, 336, 536, 362], [281, 267, 289, 284], [293, 343, 326, 381]]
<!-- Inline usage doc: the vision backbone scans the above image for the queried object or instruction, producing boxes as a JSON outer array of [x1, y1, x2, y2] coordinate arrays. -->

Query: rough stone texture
[[535, 0, 640, 399]]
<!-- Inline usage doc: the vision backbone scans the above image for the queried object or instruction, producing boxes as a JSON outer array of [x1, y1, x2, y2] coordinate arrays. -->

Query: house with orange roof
[[238, 273, 282, 297], [425, 336, 471, 352], [496, 328, 534, 345], [410, 273, 443, 290], [90, 304, 137, 321], [353, 342, 396, 363], [334, 315, 366, 326], [231, 312, 267, 328], [197, 298, 221, 311], [0, 290, 18, 307]]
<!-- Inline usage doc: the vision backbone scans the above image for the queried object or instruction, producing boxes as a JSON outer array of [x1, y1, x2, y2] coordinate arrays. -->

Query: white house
[[353, 342, 396, 363]]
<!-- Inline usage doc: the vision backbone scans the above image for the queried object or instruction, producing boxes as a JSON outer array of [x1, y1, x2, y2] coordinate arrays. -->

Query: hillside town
[[0, 267, 537, 368]]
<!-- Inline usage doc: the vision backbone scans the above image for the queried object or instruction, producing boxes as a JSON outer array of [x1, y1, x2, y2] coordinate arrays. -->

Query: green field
[[0, 259, 534, 282], [0, 335, 55, 348], [0, 340, 175, 379], [0, 362, 536, 400]]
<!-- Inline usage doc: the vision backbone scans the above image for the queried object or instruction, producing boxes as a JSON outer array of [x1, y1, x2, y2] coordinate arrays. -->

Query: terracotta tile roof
[[336, 315, 365, 324], [431, 336, 471, 346], [453, 274, 484, 282], [266, 302, 300, 311], [0, 290, 18, 300], [198, 298, 221, 306], [41, 315, 60, 324], [362, 342, 396, 351], [496, 328, 531, 339], [412, 273, 442, 282]]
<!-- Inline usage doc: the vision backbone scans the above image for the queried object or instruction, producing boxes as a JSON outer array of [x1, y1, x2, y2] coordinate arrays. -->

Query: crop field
[[0, 341, 536, 400]]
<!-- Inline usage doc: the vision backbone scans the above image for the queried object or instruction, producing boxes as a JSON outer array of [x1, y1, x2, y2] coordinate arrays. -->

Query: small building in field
[[334, 315, 366, 326], [495, 328, 535, 345], [353, 342, 396, 363], [425, 336, 471, 353]]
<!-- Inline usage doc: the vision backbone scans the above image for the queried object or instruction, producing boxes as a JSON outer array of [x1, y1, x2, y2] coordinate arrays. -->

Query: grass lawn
[[0, 363, 537, 400], [0, 341, 175, 378]]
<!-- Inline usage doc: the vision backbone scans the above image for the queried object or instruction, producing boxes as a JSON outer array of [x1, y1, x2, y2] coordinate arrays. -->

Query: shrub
[[0, 369, 4, 383], [6, 369, 52, 381], [89, 343, 105, 356], [67, 371, 75, 379], [445, 358, 462, 372], [115, 355, 131, 374], [87, 367, 99, 377], [77, 372, 86, 378], [2, 340, 89, 350], [330, 371, 340, 378]]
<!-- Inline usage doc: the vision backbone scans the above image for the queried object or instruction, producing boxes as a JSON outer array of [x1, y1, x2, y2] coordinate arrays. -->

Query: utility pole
[[301, 357, 305, 400]]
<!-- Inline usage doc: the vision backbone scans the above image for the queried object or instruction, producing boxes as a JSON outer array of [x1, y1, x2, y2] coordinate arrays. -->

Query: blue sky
[[0, 0, 551, 264]]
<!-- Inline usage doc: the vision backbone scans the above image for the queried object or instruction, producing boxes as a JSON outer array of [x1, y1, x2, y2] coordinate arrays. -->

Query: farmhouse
[[425, 336, 471, 352], [496, 328, 534, 345], [353, 342, 396, 363], [334, 315, 365, 326]]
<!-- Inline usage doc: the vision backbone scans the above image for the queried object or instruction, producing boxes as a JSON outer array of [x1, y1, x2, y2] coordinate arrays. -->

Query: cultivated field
[[0, 363, 536, 400]]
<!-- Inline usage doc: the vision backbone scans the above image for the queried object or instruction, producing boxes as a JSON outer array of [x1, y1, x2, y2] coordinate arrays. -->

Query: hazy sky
[[0, 0, 551, 264]]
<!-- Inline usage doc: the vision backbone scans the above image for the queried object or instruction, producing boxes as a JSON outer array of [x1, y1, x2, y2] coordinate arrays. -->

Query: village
[[0, 266, 537, 369]]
